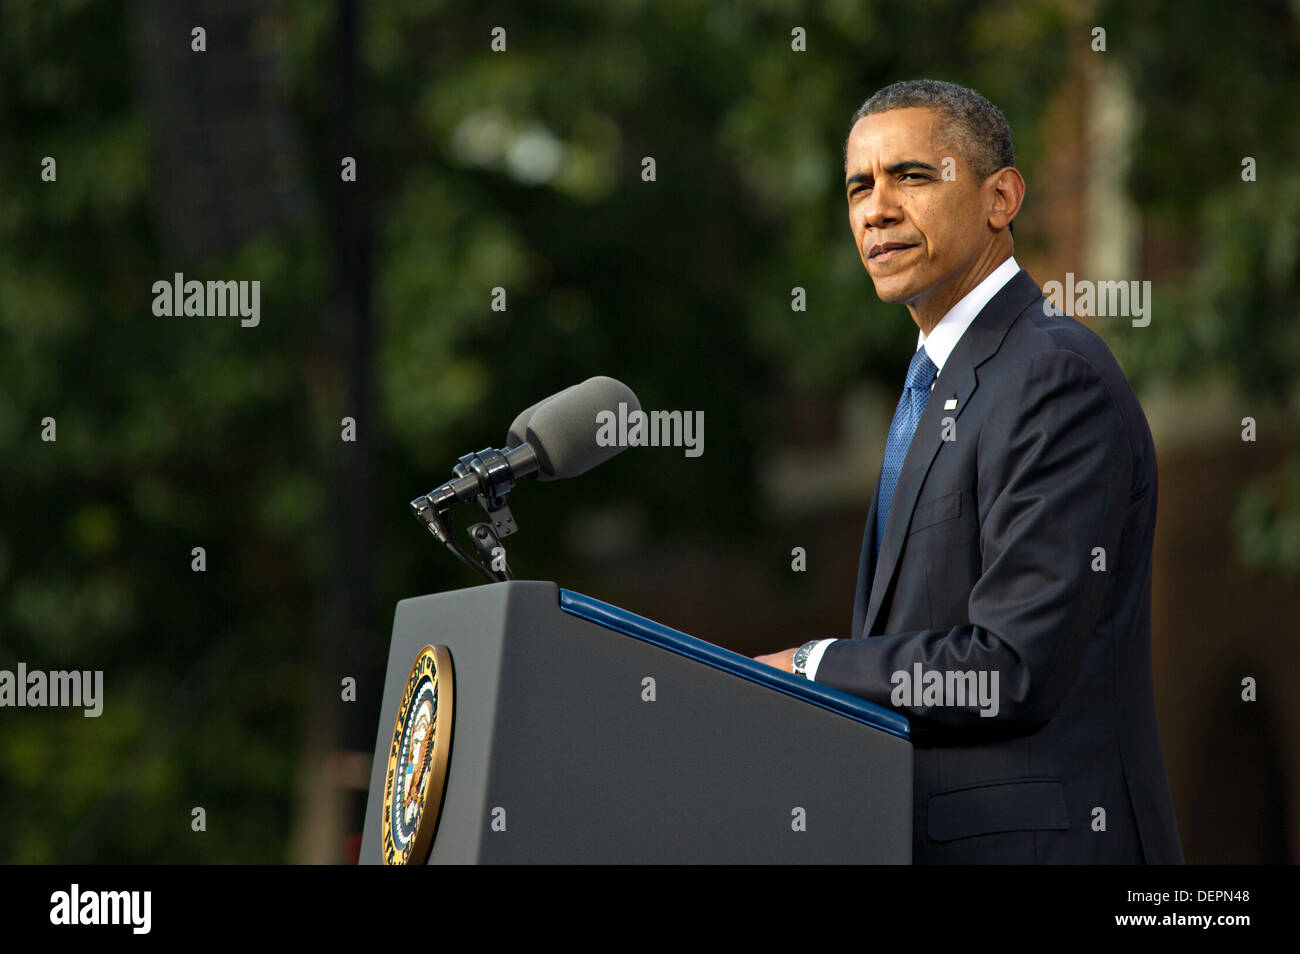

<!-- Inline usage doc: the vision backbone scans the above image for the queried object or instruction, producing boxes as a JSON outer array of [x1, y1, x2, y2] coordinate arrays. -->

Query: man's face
[[844, 107, 993, 307]]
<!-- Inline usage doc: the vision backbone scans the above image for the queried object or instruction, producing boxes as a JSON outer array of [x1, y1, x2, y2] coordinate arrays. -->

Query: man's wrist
[[792, 641, 815, 677], [803, 639, 837, 681]]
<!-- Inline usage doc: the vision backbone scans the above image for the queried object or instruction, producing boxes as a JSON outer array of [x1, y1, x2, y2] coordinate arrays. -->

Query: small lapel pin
[[943, 398, 958, 410]]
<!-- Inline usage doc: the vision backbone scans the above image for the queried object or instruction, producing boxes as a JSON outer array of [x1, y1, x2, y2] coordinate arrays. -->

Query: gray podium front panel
[[359, 581, 911, 863]]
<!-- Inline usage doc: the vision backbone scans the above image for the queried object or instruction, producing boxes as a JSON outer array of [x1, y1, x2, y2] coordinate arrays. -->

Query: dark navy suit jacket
[[817, 268, 1183, 864]]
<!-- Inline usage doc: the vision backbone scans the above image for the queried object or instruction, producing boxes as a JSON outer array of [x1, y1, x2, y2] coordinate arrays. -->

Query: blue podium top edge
[[558, 589, 909, 741]]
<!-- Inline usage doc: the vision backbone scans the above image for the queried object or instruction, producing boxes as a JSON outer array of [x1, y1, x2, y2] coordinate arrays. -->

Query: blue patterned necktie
[[876, 345, 938, 553]]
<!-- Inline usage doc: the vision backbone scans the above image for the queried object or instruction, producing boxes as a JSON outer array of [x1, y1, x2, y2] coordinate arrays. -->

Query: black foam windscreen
[[524, 376, 641, 480]]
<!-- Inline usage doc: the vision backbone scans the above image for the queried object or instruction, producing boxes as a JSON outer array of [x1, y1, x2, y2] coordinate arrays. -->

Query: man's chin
[[868, 278, 916, 305]]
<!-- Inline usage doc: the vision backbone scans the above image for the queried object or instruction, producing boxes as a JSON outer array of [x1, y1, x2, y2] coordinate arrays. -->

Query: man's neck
[[907, 243, 1014, 336]]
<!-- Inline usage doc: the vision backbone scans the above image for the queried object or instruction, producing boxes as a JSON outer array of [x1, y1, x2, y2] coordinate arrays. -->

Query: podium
[[358, 581, 912, 863]]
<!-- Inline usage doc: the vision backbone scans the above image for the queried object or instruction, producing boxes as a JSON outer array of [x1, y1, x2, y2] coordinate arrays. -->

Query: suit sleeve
[[815, 349, 1134, 743]]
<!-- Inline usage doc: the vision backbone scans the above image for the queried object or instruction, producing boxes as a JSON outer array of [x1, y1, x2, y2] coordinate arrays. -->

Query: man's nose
[[859, 181, 902, 230]]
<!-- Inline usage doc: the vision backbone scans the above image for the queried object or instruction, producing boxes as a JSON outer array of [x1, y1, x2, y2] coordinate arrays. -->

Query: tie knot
[[906, 346, 938, 391]]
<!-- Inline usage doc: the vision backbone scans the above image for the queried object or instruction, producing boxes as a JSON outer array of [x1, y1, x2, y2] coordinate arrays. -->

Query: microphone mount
[[411, 443, 540, 583]]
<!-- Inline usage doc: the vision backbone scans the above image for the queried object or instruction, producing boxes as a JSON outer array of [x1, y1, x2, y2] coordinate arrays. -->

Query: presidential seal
[[382, 644, 454, 865]]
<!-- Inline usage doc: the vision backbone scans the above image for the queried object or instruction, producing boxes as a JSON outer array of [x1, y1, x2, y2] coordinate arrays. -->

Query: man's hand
[[753, 647, 799, 673]]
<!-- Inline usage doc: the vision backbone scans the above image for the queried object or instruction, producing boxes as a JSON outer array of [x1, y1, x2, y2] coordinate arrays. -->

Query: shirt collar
[[917, 256, 1020, 376]]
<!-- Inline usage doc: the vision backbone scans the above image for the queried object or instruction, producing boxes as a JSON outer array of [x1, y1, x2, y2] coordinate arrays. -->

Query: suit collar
[[858, 267, 1042, 638], [917, 256, 1020, 374], [956, 267, 1043, 371]]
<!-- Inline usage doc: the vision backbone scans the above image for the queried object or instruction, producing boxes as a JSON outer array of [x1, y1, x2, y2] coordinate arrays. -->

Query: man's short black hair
[[845, 79, 1014, 180]]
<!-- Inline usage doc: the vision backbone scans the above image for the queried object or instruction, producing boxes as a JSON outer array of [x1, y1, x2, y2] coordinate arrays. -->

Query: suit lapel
[[860, 268, 1043, 638]]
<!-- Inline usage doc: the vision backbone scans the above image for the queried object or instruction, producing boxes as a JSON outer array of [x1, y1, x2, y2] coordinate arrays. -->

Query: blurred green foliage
[[0, 0, 1294, 861], [1102, 0, 1300, 575]]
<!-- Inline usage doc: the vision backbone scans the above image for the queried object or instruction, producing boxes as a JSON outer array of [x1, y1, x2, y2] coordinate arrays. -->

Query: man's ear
[[988, 167, 1025, 232]]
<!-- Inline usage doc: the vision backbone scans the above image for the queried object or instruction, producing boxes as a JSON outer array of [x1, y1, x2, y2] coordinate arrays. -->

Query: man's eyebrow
[[886, 160, 939, 175], [845, 160, 940, 191]]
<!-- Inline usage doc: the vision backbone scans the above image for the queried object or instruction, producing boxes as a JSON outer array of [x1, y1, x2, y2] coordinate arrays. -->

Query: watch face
[[793, 644, 812, 672]]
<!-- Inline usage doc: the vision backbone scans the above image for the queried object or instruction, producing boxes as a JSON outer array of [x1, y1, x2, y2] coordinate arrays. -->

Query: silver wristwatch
[[792, 640, 819, 679]]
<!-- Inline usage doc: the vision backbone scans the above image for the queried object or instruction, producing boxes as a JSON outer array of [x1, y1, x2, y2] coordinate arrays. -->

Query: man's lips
[[868, 241, 917, 262]]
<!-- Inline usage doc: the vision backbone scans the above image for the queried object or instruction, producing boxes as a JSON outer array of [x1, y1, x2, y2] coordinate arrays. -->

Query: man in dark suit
[[756, 79, 1182, 864]]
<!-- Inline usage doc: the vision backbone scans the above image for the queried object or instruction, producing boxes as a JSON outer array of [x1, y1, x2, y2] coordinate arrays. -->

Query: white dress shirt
[[804, 256, 1020, 681]]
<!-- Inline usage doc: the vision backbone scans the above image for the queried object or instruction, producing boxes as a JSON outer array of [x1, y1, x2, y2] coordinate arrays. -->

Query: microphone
[[505, 383, 576, 448], [523, 375, 641, 481], [410, 376, 641, 582], [414, 375, 641, 516]]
